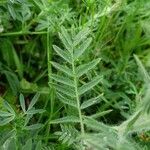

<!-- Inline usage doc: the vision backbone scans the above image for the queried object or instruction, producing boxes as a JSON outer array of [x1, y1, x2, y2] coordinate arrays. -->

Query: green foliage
[[0, 0, 150, 149], [50, 27, 103, 140]]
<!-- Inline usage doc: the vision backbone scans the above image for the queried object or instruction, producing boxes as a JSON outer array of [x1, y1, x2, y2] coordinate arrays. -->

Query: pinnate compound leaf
[[50, 116, 80, 124], [53, 45, 72, 63], [79, 76, 103, 95], [74, 37, 92, 60], [51, 61, 73, 77], [76, 58, 101, 77]]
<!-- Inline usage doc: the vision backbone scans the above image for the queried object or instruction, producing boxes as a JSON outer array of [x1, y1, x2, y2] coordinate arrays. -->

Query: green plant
[[49, 26, 103, 149], [47, 28, 150, 150], [0, 0, 150, 149]]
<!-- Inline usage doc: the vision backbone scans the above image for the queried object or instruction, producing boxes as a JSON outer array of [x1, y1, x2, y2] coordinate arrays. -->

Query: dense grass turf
[[0, 0, 150, 149]]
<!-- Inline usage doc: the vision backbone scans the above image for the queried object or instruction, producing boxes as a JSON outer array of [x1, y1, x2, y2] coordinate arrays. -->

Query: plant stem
[[0, 31, 47, 36], [47, 28, 52, 84], [45, 27, 53, 143], [71, 54, 85, 137]]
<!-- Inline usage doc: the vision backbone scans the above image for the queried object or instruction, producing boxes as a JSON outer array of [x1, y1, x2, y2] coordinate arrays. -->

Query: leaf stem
[[45, 27, 53, 144], [0, 31, 47, 36], [71, 54, 85, 137]]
